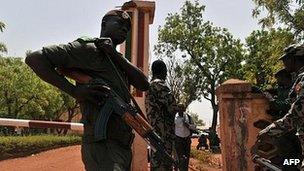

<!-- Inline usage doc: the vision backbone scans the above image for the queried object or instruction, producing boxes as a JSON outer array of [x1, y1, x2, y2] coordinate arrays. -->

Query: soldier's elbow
[[25, 50, 44, 68], [133, 79, 150, 91], [141, 81, 150, 91]]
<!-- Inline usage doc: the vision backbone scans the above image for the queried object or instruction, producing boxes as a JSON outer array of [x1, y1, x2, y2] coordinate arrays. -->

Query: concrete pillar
[[216, 79, 272, 171], [120, 1, 155, 171]]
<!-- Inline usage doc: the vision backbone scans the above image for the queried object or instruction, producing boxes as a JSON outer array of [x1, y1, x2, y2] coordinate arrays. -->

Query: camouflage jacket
[[145, 78, 178, 141], [261, 67, 304, 137]]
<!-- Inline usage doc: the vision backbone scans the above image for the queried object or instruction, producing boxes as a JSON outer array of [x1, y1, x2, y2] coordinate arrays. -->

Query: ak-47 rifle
[[58, 37, 179, 169], [252, 155, 282, 171]]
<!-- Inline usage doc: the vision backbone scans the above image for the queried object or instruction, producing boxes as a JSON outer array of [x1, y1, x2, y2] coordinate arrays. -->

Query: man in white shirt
[[174, 104, 193, 171]]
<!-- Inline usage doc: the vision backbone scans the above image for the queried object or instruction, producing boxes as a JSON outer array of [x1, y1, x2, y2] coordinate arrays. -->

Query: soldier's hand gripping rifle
[[251, 136, 282, 171], [252, 155, 282, 171], [58, 37, 179, 169]]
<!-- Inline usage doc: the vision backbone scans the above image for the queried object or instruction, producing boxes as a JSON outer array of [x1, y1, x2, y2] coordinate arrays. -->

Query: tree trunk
[[211, 104, 218, 132], [4, 90, 11, 117], [63, 106, 78, 135], [210, 87, 218, 133]]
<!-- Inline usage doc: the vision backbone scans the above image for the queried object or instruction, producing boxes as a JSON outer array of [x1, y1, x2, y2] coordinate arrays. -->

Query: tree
[[188, 112, 205, 127], [165, 57, 205, 126], [165, 56, 201, 107], [244, 28, 295, 88], [0, 57, 78, 123], [0, 57, 38, 118], [155, 0, 245, 132], [0, 21, 7, 55], [252, 0, 304, 38]]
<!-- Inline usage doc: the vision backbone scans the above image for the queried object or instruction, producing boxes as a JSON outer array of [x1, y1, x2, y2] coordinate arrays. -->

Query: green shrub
[[0, 135, 81, 160]]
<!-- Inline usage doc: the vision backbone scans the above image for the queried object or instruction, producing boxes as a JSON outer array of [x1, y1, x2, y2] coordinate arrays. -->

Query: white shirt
[[175, 114, 191, 138]]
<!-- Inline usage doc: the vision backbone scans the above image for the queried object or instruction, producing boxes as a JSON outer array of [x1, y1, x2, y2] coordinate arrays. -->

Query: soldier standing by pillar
[[145, 60, 178, 171], [25, 9, 149, 171]]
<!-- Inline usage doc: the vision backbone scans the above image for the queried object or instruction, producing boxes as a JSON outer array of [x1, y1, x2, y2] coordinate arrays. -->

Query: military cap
[[102, 9, 131, 30], [279, 44, 304, 60]]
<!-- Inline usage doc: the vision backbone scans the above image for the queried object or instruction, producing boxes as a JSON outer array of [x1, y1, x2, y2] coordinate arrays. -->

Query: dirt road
[[0, 145, 85, 171], [0, 139, 221, 171]]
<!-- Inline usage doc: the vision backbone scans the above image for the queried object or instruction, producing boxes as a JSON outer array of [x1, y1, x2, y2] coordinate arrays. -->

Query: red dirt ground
[[0, 138, 221, 171], [0, 145, 84, 171]]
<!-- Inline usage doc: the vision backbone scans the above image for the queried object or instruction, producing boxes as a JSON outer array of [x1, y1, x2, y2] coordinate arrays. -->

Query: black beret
[[102, 10, 131, 30]]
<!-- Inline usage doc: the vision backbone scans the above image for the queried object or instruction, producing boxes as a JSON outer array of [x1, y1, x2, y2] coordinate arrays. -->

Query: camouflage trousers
[[150, 140, 173, 171]]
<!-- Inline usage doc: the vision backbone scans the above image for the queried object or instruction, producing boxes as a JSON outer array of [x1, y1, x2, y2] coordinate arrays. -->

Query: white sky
[[1, 0, 261, 127]]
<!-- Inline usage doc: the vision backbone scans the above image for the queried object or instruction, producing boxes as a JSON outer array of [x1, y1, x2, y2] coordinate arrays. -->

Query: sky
[[1, 0, 261, 127]]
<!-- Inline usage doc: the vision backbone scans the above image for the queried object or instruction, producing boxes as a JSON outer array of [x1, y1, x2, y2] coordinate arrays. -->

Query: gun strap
[[78, 37, 148, 121], [101, 47, 148, 121]]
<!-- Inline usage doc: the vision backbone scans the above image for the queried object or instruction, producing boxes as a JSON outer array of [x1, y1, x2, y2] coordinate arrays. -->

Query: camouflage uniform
[[260, 66, 304, 170], [267, 85, 292, 120], [145, 78, 177, 171]]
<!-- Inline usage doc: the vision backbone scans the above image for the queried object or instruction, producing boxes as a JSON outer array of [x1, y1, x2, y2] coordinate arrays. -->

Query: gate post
[[120, 1, 155, 170], [216, 79, 272, 171]]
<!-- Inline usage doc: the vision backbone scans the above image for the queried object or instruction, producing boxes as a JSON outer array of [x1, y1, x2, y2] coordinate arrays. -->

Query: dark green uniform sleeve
[[42, 40, 103, 70]]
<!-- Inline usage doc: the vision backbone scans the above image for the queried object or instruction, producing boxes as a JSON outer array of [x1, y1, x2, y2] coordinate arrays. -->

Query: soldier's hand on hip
[[72, 85, 109, 106]]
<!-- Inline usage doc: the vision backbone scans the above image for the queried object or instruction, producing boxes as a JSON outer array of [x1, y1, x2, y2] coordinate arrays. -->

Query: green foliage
[[0, 57, 77, 122], [189, 112, 205, 127], [252, 0, 304, 38], [0, 22, 5, 32], [243, 28, 295, 88], [0, 21, 7, 55], [0, 135, 81, 160], [155, 0, 245, 131]]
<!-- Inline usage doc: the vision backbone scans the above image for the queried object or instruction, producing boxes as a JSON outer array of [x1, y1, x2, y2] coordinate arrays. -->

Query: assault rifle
[[58, 37, 179, 169]]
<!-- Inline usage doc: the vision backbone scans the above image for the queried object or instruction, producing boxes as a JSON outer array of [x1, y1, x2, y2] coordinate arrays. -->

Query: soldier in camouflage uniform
[[26, 10, 149, 171], [145, 60, 178, 171], [266, 68, 292, 120], [259, 44, 304, 170]]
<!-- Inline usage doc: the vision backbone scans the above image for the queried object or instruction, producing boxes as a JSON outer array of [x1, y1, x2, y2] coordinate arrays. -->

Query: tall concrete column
[[120, 1, 155, 170], [216, 79, 272, 171]]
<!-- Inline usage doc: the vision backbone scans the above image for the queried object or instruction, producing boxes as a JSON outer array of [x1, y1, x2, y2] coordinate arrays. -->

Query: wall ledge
[[216, 79, 252, 95]]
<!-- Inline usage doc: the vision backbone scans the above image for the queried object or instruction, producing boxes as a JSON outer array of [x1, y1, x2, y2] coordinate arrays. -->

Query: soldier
[[259, 44, 304, 170], [25, 9, 149, 171], [145, 60, 177, 171], [266, 68, 292, 120]]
